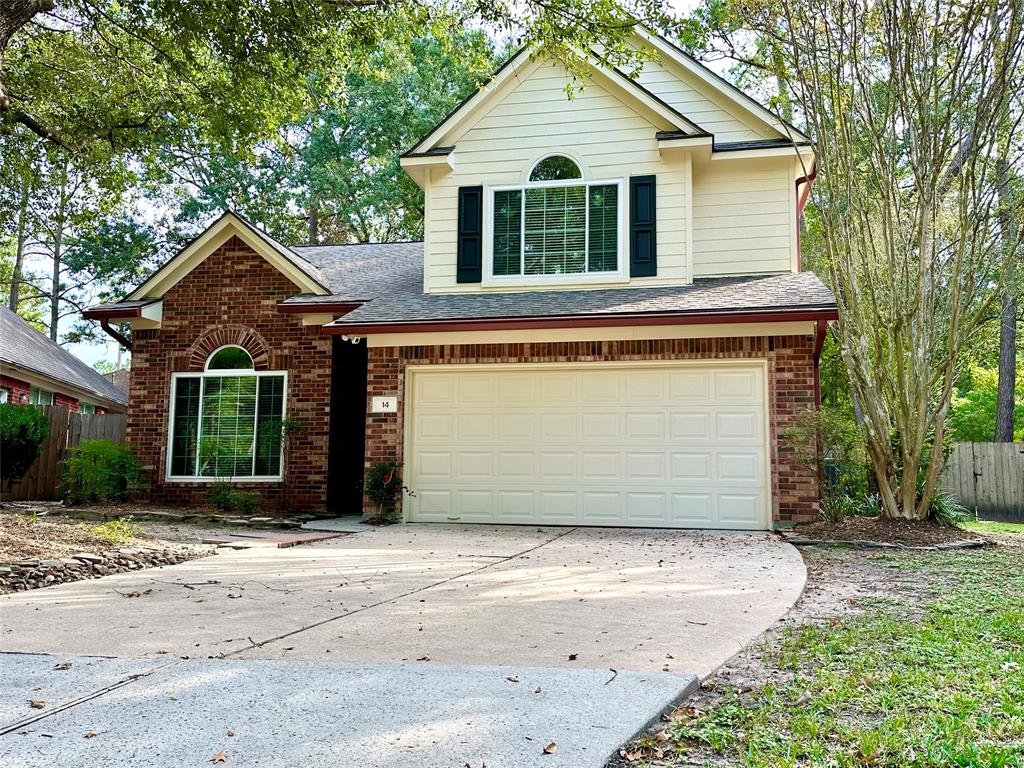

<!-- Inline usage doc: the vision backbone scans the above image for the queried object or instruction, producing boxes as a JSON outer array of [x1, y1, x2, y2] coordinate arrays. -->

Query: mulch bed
[[790, 516, 985, 547]]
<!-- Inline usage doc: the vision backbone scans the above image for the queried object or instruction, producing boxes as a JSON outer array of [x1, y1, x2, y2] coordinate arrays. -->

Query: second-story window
[[491, 155, 621, 279]]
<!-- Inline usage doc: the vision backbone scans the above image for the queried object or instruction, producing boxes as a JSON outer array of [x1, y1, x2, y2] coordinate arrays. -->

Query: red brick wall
[[1, 375, 31, 404], [128, 236, 332, 512], [53, 392, 79, 412], [364, 335, 820, 525]]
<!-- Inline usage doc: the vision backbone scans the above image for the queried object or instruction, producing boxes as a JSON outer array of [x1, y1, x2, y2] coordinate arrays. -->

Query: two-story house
[[84, 32, 836, 530]]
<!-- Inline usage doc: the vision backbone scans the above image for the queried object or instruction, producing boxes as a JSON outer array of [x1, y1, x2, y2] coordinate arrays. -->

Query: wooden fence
[[1, 406, 127, 502], [943, 442, 1024, 522]]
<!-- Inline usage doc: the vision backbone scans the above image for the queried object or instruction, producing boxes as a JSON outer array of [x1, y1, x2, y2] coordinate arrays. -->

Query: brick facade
[[0, 375, 31, 404], [364, 335, 819, 525], [53, 392, 79, 412], [128, 236, 332, 511]]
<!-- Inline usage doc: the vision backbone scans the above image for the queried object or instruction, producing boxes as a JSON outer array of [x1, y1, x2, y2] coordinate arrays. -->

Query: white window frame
[[482, 176, 628, 288], [79, 403, 96, 415], [0, 388, 8, 404], [30, 387, 54, 406], [165, 368, 288, 483]]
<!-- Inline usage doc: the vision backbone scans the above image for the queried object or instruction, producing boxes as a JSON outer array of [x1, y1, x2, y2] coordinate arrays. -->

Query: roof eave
[[324, 306, 838, 336]]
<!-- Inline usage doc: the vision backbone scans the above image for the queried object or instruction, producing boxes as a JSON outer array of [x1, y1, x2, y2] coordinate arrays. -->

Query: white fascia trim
[[128, 214, 327, 300], [711, 145, 816, 161], [637, 30, 812, 144]]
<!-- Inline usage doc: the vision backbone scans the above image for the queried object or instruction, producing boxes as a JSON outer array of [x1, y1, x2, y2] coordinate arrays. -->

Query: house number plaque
[[371, 396, 398, 413]]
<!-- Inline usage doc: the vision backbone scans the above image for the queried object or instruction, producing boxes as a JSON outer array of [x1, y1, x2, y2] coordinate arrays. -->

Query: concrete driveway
[[0, 524, 805, 767]]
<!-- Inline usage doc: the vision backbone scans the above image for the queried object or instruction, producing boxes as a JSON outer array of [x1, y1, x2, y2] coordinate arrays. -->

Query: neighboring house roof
[[0, 306, 128, 406], [325, 272, 837, 332], [103, 368, 131, 392]]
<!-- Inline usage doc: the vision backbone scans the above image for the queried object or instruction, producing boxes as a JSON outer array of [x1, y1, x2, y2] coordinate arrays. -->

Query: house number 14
[[372, 396, 398, 413]]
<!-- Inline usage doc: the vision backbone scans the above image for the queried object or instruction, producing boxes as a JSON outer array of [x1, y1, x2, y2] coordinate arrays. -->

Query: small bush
[[820, 492, 858, 523], [63, 440, 143, 504], [930, 490, 969, 527], [90, 516, 140, 544], [858, 493, 883, 518], [206, 483, 261, 516], [365, 461, 405, 522], [0, 404, 50, 482]]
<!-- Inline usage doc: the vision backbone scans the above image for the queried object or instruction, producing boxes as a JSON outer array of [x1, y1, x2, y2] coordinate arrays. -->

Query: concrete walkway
[[0, 525, 805, 766]]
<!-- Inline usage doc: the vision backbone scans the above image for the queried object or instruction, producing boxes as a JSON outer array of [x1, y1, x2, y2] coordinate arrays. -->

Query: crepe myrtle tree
[[727, 0, 1024, 519]]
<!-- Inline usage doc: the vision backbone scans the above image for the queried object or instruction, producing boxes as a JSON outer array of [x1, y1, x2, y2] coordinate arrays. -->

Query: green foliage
[[206, 483, 262, 516], [62, 440, 144, 504], [950, 364, 1024, 442], [0, 403, 50, 482], [928, 489, 969, 527], [782, 404, 869, 498], [660, 546, 1024, 766], [365, 461, 404, 522], [89, 516, 141, 544]]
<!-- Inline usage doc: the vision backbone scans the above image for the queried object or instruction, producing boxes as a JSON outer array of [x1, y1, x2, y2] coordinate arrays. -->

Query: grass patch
[[961, 520, 1024, 537], [88, 516, 140, 545], [661, 547, 1024, 767]]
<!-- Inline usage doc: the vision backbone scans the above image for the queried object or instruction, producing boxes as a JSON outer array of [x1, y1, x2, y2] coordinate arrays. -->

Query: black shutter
[[457, 185, 483, 283], [629, 175, 657, 277]]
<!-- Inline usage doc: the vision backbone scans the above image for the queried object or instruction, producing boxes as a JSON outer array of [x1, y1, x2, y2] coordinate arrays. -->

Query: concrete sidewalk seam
[[220, 527, 579, 659], [0, 656, 178, 735]]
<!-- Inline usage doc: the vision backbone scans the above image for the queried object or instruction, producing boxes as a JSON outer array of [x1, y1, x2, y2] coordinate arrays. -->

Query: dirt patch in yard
[[791, 515, 985, 546]]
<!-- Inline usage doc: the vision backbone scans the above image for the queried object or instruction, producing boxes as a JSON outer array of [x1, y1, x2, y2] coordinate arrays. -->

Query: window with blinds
[[490, 181, 620, 278], [168, 347, 286, 479]]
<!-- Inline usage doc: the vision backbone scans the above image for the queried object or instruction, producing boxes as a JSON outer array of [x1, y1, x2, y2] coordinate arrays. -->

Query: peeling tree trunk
[[995, 150, 1019, 442]]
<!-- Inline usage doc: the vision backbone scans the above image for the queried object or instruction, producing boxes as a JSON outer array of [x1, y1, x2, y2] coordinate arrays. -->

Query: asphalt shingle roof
[[325, 271, 836, 327], [287, 242, 424, 302], [0, 306, 128, 405]]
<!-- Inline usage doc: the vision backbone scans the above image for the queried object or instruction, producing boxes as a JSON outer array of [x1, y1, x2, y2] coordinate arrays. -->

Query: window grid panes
[[170, 373, 285, 479], [492, 182, 619, 277]]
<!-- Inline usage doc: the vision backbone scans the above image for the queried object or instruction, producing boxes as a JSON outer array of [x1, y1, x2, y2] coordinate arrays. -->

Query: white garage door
[[405, 362, 770, 529]]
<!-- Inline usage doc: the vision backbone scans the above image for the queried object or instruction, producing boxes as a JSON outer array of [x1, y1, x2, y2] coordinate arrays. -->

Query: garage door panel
[[407, 364, 769, 529], [671, 493, 714, 524], [498, 452, 535, 478], [626, 412, 666, 440]]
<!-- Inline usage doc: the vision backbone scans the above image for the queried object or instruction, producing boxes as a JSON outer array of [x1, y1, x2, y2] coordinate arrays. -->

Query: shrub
[[0, 404, 50, 482], [929, 490, 969, 527], [90, 516, 140, 544], [820, 492, 858, 524], [782, 405, 869, 498], [63, 440, 143, 504], [206, 483, 262, 516], [365, 461, 405, 522]]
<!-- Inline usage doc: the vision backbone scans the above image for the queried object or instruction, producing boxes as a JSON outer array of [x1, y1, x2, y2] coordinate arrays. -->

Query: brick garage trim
[[128, 236, 332, 512], [364, 335, 820, 525]]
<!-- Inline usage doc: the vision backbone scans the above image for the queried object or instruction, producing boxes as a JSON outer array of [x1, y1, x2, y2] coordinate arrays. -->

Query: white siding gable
[[425, 60, 691, 294]]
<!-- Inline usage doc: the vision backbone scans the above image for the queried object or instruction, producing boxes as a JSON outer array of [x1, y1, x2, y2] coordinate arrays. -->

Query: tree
[[1, 1, 677, 154], [727, 0, 1024, 519]]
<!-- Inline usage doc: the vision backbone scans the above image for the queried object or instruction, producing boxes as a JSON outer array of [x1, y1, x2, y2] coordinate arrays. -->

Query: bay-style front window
[[489, 154, 623, 282], [167, 346, 286, 480]]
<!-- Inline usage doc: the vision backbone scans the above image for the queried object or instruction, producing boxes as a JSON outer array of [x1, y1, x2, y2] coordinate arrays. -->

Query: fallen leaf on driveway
[[505, 676, 519, 683], [417, 655, 431, 662], [567, 654, 577, 661], [210, 751, 228, 763], [84, 732, 98, 739], [54, 661, 72, 670], [542, 742, 557, 754], [28, 700, 45, 709], [226, 730, 235, 737], [534, 687, 542, 694]]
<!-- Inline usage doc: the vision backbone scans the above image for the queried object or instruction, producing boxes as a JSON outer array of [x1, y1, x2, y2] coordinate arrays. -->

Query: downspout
[[100, 319, 133, 352], [795, 160, 818, 272]]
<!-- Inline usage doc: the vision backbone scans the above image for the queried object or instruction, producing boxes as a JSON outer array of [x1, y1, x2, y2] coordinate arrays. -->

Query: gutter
[[276, 301, 363, 315], [324, 306, 839, 336]]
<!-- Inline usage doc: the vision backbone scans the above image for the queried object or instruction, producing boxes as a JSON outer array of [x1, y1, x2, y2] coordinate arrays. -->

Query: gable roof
[[404, 31, 809, 158], [403, 43, 710, 158], [0, 306, 128, 406], [125, 211, 329, 301]]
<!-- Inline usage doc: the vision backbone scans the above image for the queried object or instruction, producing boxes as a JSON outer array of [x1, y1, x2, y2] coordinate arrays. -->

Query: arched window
[[491, 154, 621, 280], [206, 346, 254, 370], [169, 345, 285, 481], [529, 155, 583, 182]]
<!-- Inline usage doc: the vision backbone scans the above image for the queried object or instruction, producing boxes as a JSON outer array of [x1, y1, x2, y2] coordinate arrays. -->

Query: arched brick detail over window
[[186, 326, 271, 371]]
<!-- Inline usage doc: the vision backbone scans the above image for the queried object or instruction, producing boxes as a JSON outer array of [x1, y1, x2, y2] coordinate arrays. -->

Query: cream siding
[[425, 62, 692, 294], [691, 157, 796, 277], [632, 56, 779, 143]]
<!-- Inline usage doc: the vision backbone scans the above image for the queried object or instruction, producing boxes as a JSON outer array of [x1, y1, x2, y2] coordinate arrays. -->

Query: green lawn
[[641, 541, 1024, 768], [961, 519, 1024, 536]]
